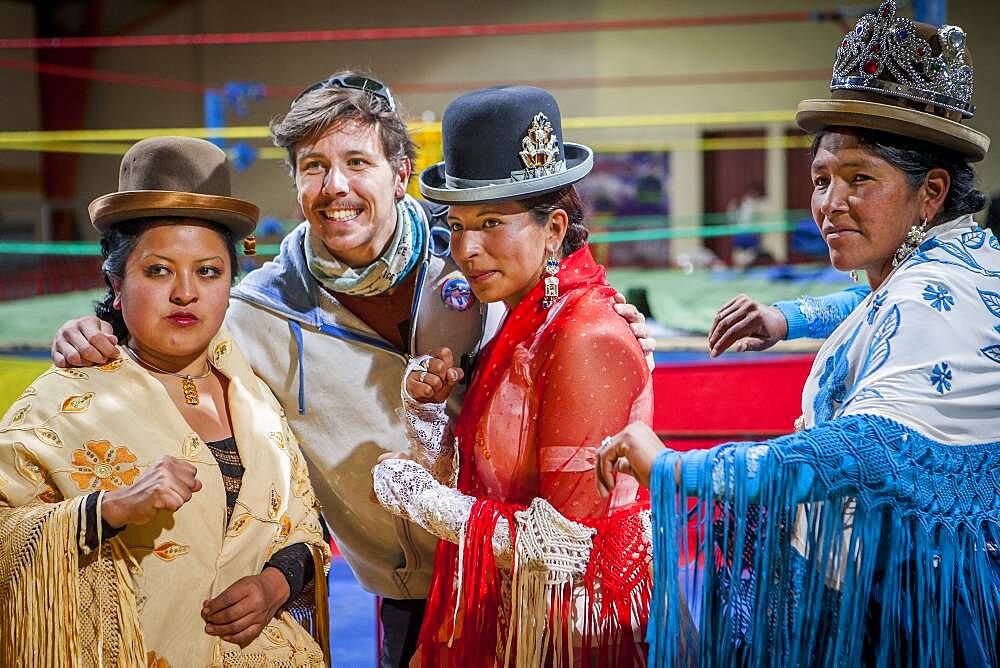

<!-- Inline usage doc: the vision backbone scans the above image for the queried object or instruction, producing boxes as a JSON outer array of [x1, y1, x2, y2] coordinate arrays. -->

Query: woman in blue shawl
[[597, 4, 999, 666]]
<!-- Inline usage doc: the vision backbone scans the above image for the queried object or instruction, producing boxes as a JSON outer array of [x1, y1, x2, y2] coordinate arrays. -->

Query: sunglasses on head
[[290, 75, 397, 111]]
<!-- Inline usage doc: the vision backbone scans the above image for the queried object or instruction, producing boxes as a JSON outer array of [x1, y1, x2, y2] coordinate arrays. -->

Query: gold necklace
[[124, 346, 212, 406]]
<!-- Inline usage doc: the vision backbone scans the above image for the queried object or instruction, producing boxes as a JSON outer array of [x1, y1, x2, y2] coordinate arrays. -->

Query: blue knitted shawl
[[649, 221, 1000, 667]]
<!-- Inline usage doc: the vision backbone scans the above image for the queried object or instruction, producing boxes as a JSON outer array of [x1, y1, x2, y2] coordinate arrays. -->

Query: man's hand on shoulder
[[52, 316, 120, 368], [613, 292, 656, 370]]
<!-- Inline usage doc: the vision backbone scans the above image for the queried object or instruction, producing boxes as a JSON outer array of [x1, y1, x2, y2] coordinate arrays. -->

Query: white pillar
[[761, 122, 789, 262], [669, 125, 704, 263]]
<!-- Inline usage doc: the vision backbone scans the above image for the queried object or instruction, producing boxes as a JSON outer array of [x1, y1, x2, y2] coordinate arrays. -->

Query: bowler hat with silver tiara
[[420, 86, 593, 204], [796, 0, 989, 160], [89, 136, 259, 236]]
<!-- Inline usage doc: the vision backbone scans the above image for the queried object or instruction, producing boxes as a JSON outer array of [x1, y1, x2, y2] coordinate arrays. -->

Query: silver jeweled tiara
[[831, 0, 974, 118]]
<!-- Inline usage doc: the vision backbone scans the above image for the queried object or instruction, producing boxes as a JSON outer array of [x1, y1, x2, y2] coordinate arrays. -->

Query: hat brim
[[89, 190, 259, 238], [419, 143, 594, 205], [796, 99, 989, 161]]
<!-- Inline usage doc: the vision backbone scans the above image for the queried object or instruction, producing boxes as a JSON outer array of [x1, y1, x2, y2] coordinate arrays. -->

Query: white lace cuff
[[400, 355, 456, 485], [373, 458, 472, 545], [372, 459, 596, 574]]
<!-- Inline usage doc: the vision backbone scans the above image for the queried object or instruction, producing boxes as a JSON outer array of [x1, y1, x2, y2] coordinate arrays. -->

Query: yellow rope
[[0, 109, 796, 145]]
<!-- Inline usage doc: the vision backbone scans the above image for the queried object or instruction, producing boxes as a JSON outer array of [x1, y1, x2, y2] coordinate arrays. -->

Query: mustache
[[313, 198, 365, 209]]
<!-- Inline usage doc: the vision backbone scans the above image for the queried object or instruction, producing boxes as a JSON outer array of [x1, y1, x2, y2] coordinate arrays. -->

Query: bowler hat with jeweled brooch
[[796, 0, 989, 161], [88, 136, 259, 237], [419, 86, 593, 204]]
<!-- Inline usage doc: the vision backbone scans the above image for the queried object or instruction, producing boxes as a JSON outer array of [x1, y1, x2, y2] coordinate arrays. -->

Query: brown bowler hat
[[88, 136, 259, 237], [797, 0, 989, 161]]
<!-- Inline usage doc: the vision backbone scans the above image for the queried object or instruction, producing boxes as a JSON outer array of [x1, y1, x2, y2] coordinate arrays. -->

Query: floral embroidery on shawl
[[61, 392, 94, 413], [3, 404, 29, 430], [33, 427, 63, 448], [213, 339, 232, 364], [97, 358, 124, 372], [921, 282, 955, 311], [151, 541, 190, 561], [70, 440, 139, 491], [147, 651, 171, 667], [929, 362, 953, 393]]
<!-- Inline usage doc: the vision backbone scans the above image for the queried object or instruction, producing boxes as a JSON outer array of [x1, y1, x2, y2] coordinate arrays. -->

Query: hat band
[[444, 159, 567, 189], [831, 76, 975, 119]]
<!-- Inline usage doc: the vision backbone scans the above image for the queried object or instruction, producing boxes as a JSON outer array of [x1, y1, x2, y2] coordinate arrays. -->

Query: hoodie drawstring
[[288, 319, 306, 415]]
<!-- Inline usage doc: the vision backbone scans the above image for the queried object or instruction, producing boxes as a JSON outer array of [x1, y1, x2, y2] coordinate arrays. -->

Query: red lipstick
[[166, 310, 199, 326]]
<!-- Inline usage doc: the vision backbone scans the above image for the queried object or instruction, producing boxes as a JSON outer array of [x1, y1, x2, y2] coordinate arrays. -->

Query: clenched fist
[[595, 422, 668, 493], [406, 347, 464, 404], [52, 316, 120, 368], [101, 455, 202, 528]]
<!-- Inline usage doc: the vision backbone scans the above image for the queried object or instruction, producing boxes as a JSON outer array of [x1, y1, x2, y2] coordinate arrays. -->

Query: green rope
[[594, 209, 810, 229], [590, 221, 797, 243], [0, 215, 813, 255]]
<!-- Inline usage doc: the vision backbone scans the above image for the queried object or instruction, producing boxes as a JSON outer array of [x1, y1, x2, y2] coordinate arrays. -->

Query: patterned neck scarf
[[305, 195, 425, 297]]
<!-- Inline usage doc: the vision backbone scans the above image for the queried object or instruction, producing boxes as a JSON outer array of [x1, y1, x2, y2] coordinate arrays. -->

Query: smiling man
[[228, 73, 483, 666]]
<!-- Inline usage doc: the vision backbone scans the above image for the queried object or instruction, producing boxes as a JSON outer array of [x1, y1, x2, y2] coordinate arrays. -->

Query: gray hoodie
[[226, 198, 500, 598]]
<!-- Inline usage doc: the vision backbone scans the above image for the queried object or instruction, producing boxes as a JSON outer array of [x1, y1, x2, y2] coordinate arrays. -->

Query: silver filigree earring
[[542, 255, 560, 308], [892, 217, 929, 267]]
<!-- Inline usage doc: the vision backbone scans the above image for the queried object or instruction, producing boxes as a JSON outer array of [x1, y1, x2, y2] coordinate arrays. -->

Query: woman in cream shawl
[[0, 137, 330, 667]]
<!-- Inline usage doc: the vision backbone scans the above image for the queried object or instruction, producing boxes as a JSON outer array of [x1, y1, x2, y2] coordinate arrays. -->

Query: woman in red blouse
[[373, 85, 654, 667]]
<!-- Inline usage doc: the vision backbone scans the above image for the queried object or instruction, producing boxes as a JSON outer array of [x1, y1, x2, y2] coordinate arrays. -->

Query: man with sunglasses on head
[[50, 71, 656, 665], [231, 73, 463, 665]]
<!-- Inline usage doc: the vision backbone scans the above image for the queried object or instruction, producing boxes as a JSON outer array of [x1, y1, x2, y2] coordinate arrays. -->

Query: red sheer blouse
[[420, 245, 654, 667]]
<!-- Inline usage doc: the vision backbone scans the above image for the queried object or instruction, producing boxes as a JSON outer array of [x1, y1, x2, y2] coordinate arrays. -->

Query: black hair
[[95, 218, 239, 341], [521, 185, 588, 257], [811, 128, 987, 222]]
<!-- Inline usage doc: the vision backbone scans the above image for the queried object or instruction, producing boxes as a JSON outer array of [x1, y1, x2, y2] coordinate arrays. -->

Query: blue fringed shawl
[[649, 219, 1000, 667], [649, 415, 1000, 667]]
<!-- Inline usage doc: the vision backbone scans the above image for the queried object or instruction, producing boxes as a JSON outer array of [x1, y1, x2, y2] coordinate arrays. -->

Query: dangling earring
[[243, 233, 257, 256], [892, 217, 929, 267], [542, 255, 560, 308], [849, 270, 860, 283]]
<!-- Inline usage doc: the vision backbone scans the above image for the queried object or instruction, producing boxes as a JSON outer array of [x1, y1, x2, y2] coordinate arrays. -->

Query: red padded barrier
[[652, 354, 815, 450]]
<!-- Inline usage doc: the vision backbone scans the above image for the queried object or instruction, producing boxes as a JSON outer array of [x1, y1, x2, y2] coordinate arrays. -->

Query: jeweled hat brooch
[[797, 0, 989, 160], [420, 85, 593, 204]]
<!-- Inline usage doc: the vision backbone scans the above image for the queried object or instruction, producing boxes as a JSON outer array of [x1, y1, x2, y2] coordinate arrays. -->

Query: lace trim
[[513, 497, 594, 582], [372, 458, 596, 576], [711, 444, 770, 497], [400, 355, 456, 485], [797, 295, 848, 339], [373, 458, 473, 545]]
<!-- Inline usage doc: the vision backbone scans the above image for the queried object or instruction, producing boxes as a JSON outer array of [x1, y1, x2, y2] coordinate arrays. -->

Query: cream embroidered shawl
[[0, 327, 331, 667]]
